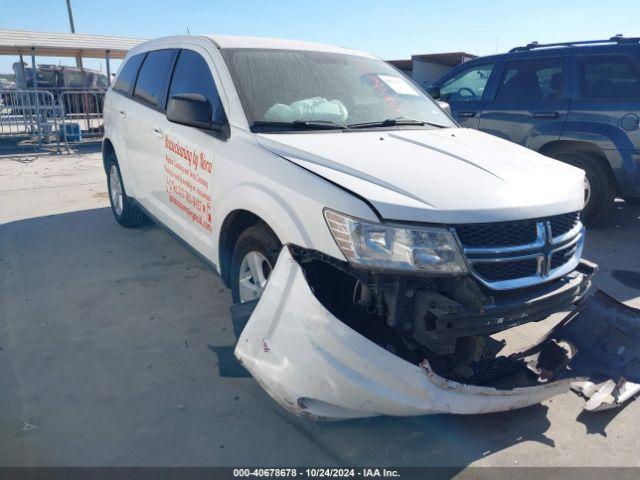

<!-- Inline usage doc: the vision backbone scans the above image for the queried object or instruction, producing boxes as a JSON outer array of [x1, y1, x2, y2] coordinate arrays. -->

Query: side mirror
[[166, 93, 222, 132], [437, 100, 451, 116], [426, 85, 441, 99]]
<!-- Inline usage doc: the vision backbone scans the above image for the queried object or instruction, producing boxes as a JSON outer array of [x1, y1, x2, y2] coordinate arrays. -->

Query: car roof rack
[[509, 34, 640, 52]]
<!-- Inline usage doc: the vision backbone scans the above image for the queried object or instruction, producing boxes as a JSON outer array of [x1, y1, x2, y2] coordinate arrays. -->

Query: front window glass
[[221, 48, 454, 130], [168, 49, 225, 122], [440, 64, 494, 102]]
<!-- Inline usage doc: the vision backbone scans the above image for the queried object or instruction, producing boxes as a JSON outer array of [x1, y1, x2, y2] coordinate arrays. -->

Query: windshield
[[221, 48, 455, 131]]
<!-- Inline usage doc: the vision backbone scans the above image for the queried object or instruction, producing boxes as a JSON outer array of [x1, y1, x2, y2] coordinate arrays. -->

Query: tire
[[552, 152, 616, 226], [106, 153, 148, 228], [230, 223, 281, 304]]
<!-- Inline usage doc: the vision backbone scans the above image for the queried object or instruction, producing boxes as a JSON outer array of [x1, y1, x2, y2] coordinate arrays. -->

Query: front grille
[[455, 219, 537, 248], [474, 259, 538, 282], [454, 212, 583, 289], [550, 243, 579, 270], [549, 212, 580, 238]]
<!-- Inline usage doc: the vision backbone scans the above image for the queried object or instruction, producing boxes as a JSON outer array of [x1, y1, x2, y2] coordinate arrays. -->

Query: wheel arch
[[102, 137, 116, 173], [218, 209, 280, 288], [538, 140, 619, 192]]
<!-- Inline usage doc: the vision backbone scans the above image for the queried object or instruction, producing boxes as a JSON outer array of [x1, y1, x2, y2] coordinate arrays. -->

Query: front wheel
[[230, 224, 281, 304]]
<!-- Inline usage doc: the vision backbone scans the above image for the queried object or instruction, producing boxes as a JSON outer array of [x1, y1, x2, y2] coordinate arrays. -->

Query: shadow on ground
[[583, 200, 640, 304], [1, 204, 638, 466]]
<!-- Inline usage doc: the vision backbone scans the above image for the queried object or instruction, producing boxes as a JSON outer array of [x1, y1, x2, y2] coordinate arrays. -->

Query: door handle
[[119, 110, 126, 118], [532, 111, 559, 119], [457, 111, 477, 118], [151, 128, 163, 138]]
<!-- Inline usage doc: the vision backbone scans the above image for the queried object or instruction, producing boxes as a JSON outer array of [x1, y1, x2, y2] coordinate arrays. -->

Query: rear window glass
[[113, 54, 144, 95], [133, 49, 175, 108], [497, 58, 564, 102], [579, 55, 640, 100]]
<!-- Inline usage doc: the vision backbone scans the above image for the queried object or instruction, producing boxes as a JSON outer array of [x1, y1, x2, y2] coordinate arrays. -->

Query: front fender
[[214, 182, 324, 253]]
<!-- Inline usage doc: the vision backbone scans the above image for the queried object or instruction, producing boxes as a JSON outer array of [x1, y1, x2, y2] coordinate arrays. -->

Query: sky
[[1, 0, 639, 74]]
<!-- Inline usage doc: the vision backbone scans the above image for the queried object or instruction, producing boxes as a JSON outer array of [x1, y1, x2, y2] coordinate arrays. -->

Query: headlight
[[324, 209, 468, 273]]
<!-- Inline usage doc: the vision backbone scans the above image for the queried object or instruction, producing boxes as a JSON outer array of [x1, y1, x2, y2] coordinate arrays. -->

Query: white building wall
[[411, 60, 453, 88]]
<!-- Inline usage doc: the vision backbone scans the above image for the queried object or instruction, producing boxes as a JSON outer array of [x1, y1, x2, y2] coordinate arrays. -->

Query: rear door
[[152, 46, 228, 258], [126, 49, 177, 213], [479, 56, 569, 146], [437, 62, 496, 128], [567, 52, 640, 162], [106, 53, 145, 196]]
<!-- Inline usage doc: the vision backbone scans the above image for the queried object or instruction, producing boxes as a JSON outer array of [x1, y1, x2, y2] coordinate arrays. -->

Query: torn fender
[[234, 248, 573, 420]]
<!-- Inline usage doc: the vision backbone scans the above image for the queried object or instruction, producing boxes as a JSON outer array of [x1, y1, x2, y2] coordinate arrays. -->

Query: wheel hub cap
[[584, 177, 591, 207], [109, 165, 124, 216], [238, 251, 273, 302]]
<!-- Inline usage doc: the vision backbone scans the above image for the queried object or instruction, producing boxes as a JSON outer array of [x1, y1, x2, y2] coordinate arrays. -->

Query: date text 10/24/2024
[[232, 468, 401, 478]]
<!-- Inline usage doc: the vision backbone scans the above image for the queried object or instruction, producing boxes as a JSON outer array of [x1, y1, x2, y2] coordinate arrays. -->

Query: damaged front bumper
[[234, 247, 640, 420]]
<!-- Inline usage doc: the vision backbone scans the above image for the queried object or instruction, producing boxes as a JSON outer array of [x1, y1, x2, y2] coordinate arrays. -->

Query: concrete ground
[[1, 147, 639, 468]]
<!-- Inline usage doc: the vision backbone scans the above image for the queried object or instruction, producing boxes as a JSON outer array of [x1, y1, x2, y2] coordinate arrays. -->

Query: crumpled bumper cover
[[234, 247, 640, 420]]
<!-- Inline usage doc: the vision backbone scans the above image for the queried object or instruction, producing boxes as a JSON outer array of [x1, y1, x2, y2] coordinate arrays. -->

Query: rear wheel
[[552, 152, 616, 226], [230, 224, 281, 304], [106, 153, 148, 228]]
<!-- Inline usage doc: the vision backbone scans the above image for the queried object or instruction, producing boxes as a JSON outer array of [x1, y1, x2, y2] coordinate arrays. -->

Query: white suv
[[103, 35, 626, 419]]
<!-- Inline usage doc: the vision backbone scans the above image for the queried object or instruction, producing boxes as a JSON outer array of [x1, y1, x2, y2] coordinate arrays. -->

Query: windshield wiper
[[251, 120, 347, 131], [347, 118, 447, 129]]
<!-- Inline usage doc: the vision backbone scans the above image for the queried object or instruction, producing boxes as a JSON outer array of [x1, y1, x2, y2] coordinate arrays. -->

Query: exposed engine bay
[[234, 246, 640, 419], [288, 244, 594, 387]]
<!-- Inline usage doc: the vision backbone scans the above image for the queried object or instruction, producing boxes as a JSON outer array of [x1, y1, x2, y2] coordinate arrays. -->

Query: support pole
[[31, 47, 42, 148], [30, 49, 38, 90], [105, 50, 111, 85], [18, 54, 27, 88], [66, 0, 82, 70]]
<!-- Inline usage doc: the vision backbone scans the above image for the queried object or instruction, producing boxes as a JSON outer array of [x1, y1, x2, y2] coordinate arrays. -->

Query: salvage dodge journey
[[103, 35, 640, 419]]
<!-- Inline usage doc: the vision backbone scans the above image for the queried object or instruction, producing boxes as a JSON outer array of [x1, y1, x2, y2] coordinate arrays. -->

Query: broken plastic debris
[[572, 378, 640, 411], [19, 422, 37, 432]]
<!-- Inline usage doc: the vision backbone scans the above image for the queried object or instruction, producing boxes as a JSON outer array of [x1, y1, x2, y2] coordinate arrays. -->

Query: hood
[[257, 128, 585, 224]]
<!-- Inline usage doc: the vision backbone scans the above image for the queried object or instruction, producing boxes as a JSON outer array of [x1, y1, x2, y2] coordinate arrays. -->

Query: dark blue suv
[[427, 36, 640, 224]]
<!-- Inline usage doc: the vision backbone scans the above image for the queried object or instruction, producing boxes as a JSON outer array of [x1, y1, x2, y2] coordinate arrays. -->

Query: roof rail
[[509, 34, 640, 53]]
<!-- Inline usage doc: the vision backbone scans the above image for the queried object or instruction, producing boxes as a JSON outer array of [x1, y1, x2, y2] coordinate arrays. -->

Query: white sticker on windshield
[[378, 75, 420, 96]]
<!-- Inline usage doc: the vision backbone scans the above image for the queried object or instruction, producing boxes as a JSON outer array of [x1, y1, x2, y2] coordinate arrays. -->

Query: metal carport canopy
[[0, 29, 145, 58]]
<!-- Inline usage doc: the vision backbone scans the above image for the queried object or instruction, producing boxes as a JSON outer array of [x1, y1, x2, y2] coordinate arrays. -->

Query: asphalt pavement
[[1, 147, 639, 468]]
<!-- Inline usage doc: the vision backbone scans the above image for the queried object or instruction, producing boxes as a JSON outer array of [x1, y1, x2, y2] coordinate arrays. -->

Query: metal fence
[[59, 90, 105, 138], [0, 89, 63, 149], [0, 88, 106, 152]]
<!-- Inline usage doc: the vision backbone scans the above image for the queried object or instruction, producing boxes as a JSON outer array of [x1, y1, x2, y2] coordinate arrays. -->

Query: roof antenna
[[187, 27, 191, 35]]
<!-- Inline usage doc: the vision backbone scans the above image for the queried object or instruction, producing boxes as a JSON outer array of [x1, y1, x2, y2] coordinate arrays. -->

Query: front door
[[154, 47, 227, 258], [479, 57, 569, 147]]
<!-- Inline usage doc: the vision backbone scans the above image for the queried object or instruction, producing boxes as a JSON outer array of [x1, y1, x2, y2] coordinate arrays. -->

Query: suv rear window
[[497, 58, 564, 101], [113, 53, 144, 95], [579, 55, 640, 100], [133, 49, 175, 108]]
